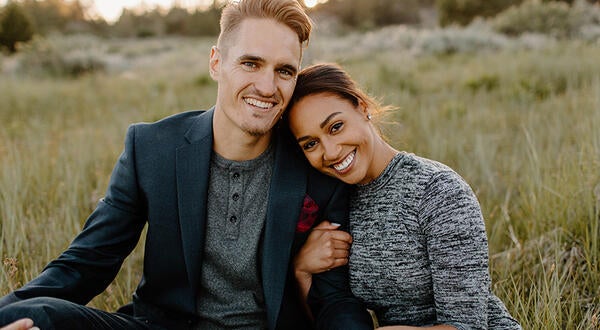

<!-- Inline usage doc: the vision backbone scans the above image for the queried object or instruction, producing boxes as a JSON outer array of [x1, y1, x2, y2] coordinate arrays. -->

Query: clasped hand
[[294, 220, 352, 276]]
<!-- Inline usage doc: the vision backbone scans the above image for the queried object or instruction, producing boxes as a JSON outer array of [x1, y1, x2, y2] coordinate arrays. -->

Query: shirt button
[[229, 215, 237, 223], [232, 172, 240, 179], [232, 193, 240, 201]]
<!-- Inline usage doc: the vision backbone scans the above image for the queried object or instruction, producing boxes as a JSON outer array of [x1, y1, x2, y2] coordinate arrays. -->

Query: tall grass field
[[1, 27, 599, 329]]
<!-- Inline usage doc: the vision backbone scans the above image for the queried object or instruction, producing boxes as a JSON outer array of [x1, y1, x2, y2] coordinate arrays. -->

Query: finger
[[2, 319, 34, 330], [326, 230, 353, 243], [332, 249, 350, 259], [313, 220, 341, 230], [332, 241, 351, 250], [334, 257, 349, 267]]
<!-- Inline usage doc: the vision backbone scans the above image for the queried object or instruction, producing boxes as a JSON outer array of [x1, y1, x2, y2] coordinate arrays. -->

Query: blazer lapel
[[176, 109, 214, 294], [262, 128, 307, 329]]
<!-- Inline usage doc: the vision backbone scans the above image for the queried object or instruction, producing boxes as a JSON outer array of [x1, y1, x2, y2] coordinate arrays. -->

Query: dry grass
[[1, 31, 598, 328]]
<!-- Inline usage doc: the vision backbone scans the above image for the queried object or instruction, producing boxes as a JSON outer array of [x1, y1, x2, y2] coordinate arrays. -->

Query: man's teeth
[[245, 98, 274, 109], [333, 151, 355, 171]]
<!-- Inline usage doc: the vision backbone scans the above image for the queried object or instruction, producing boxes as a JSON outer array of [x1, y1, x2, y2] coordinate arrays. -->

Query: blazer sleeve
[[0, 125, 147, 308], [308, 181, 374, 330]]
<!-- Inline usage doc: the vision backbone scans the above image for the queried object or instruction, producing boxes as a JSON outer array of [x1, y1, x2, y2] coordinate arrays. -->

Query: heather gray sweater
[[348, 152, 521, 330]]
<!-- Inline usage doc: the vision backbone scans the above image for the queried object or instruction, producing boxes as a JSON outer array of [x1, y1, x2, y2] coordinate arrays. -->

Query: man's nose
[[254, 70, 277, 96]]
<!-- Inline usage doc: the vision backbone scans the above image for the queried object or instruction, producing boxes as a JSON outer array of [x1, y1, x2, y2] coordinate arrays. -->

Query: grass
[[1, 33, 599, 329]]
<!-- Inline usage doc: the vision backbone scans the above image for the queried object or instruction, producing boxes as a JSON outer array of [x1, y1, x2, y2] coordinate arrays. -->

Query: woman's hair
[[218, 0, 312, 50], [287, 63, 390, 118]]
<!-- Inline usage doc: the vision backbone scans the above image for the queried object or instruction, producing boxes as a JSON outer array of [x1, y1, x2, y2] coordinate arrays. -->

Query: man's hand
[[294, 220, 352, 276], [0, 319, 39, 330]]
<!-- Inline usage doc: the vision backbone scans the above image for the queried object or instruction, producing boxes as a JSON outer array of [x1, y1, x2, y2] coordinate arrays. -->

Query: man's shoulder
[[135, 109, 210, 130]]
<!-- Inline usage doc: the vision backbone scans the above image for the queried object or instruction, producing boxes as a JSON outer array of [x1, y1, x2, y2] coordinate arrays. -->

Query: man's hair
[[217, 0, 312, 50]]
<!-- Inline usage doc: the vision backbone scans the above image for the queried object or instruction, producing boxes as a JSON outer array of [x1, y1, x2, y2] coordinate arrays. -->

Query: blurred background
[[1, 1, 599, 329]]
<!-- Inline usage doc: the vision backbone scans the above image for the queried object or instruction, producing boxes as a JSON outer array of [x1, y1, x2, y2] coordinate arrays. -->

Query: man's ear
[[209, 46, 220, 80]]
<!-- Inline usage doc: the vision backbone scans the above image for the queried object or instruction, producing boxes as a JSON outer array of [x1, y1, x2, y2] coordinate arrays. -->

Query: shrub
[[492, 0, 597, 38], [437, 0, 523, 27], [17, 35, 107, 77], [0, 2, 34, 53]]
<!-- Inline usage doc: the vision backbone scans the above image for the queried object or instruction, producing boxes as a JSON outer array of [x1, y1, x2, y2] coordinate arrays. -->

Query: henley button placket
[[226, 171, 242, 239]]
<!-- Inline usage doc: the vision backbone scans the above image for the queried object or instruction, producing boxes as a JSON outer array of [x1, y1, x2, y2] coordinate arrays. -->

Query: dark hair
[[286, 63, 388, 118], [218, 0, 312, 50]]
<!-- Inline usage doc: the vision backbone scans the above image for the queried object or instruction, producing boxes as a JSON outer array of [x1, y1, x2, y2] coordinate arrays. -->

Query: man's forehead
[[223, 19, 302, 66]]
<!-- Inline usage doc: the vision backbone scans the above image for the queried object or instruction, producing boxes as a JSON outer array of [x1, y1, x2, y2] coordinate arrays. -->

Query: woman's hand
[[0, 319, 39, 330], [293, 220, 354, 318], [294, 220, 352, 276]]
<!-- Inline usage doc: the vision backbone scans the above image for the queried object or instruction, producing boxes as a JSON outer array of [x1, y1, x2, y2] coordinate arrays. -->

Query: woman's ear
[[357, 99, 371, 120]]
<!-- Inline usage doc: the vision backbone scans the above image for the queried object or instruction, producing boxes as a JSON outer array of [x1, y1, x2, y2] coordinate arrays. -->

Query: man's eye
[[278, 69, 293, 77], [242, 62, 257, 69]]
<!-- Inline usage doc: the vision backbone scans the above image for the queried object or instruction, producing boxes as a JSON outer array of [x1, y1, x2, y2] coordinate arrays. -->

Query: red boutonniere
[[296, 195, 319, 233]]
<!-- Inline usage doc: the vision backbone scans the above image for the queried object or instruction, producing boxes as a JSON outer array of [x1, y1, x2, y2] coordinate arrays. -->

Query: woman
[[286, 63, 521, 329]]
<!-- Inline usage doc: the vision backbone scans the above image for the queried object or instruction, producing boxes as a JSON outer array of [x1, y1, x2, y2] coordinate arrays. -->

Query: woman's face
[[288, 92, 379, 185]]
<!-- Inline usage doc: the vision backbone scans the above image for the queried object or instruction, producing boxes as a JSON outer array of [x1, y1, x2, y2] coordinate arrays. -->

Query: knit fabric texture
[[348, 152, 521, 330]]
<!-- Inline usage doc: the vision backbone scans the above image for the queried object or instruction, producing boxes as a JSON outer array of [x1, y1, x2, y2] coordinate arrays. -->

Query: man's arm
[[293, 221, 351, 304], [306, 181, 374, 330], [0, 125, 146, 307]]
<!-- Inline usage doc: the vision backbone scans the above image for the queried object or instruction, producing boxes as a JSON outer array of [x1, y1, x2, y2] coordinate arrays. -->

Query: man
[[0, 0, 372, 329]]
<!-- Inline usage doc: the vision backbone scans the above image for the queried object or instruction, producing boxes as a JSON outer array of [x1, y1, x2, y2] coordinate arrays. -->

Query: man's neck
[[212, 124, 273, 161]]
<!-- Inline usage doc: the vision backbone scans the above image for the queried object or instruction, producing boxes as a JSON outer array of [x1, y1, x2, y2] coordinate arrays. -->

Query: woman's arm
[[293, 221, 352, 302], [418, 170, 491, 329]]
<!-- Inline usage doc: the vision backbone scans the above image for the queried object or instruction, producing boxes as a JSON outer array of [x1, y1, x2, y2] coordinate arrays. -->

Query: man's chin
[[243, 126, 272, 137]]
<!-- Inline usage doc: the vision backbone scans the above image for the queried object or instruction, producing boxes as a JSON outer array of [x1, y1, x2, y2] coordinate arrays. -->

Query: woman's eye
[[331, 122, 343, 133], [302, 140, 318, 150]]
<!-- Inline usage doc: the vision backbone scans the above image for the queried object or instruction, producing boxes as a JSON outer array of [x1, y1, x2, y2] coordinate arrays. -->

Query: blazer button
[[229, 215, 237, 223]]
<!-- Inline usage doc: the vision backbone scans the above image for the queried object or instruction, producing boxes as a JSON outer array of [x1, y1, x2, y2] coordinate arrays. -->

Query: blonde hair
[[218, 0, 312, 50]]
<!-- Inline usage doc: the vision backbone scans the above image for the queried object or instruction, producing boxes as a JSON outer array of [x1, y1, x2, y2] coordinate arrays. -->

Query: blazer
[[0, 109, 373, 329]]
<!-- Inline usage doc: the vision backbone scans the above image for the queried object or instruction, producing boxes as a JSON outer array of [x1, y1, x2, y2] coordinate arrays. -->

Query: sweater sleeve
[[418, 170, 491, 330]]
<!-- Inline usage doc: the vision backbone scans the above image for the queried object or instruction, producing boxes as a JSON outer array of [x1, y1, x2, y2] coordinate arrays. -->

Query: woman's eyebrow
[[320, 112, 342, 128]]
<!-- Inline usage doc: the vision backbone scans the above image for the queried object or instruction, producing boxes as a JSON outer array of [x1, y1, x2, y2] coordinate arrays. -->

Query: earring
[[367, 114, 372, 120]]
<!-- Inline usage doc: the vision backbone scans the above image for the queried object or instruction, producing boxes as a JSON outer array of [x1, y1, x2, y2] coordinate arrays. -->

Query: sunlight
[[304, 0, 318, 8], [92, 0, 212, 23]]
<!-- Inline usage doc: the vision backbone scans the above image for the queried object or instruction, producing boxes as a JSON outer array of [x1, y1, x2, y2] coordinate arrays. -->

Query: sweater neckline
[[357, 152, 406, 191]]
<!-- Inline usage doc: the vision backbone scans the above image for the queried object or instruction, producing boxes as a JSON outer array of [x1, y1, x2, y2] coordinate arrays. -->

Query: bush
[[312, 0, 422, 31], [437, 0, 523, 26], [0, 3, 34, 53], [492, 0, 597, 38], [17, 35, 107, 77]]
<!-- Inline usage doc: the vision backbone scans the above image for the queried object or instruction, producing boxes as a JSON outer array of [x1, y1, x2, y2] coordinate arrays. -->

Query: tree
[[0, 2, 34, 53]]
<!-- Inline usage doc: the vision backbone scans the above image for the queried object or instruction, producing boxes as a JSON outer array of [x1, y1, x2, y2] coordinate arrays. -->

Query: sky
[[91, 0, 322, 23]]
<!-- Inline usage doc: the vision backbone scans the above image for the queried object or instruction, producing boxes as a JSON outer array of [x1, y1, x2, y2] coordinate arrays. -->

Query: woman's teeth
[[333, 151, 355, 171]]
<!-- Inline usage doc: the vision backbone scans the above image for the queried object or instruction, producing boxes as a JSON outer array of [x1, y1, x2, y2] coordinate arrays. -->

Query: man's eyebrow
[[320, 112, 342, 128], [237, 54, 264, 63]]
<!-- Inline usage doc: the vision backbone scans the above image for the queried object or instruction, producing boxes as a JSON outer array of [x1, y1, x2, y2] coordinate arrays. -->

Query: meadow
[[1, 26, 599, 329]]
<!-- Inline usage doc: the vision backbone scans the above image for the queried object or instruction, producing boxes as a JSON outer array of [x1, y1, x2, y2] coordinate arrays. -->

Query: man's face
[[210, 18, 302, 137]]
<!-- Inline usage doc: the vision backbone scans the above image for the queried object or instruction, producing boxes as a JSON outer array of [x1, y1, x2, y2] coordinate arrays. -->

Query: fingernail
[[331, 222, 341, 227]]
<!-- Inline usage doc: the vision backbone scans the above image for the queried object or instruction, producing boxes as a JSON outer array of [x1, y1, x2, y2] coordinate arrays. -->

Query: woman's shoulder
[[398, 152, 453, 175], [393, 152, 474, 198]]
